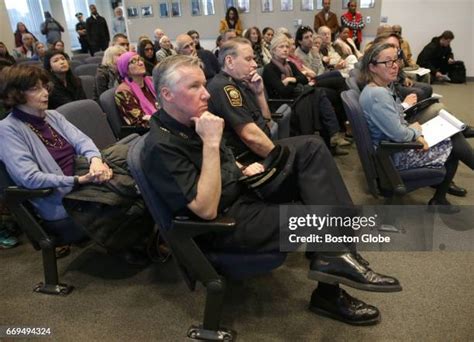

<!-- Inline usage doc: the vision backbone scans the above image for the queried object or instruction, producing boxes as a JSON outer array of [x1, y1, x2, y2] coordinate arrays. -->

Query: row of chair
[[0, 98, 286, 340]]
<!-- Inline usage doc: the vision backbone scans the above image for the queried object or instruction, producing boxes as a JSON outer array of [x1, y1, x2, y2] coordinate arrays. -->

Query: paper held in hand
[[421, 109, 466, 147]]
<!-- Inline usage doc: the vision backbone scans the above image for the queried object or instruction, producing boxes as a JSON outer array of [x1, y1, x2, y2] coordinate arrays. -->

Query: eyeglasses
[[128, 57, 144, 65], [144, 47, 154, 51], [372, 58, 399, 68]]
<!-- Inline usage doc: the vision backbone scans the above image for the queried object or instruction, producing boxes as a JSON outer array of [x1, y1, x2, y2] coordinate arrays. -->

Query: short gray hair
[[152, 55, 202, 103], [218, 37, 251, 68]]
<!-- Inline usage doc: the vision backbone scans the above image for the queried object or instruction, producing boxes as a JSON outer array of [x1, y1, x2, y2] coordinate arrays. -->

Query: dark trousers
[[43, 217, 88, 246], [211, 136, 353, 252], [434, 133, 474, 200]]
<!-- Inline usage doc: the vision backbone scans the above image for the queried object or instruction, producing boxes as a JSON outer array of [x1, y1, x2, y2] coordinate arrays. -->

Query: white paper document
[[421, 109, 466, 147], [404, 67, 431, 77]]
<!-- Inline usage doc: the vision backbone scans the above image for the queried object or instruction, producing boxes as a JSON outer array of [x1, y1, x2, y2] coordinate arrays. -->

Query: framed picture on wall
[[261, 0, 273, 12], [141, 5, 153, 17], [225, 0, 236, 10], [171, 1, 182, 16], [342, 0, 375, 9], [301, 0, 314, 11], [191, 0, 201, 15], [203, 0, 216, 15], [239, 0, 250, 13], [280, 0, 293, 11], [159, 2, 169, 17], [127, 6, 139, 18]]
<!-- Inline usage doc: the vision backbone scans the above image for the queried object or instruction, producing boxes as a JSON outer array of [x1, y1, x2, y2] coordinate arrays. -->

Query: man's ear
[[225, 55, 233, 70], [160, 86, 173, 102]]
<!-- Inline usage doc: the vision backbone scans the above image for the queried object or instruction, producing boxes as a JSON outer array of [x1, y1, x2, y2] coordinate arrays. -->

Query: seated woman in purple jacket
[[0, 64, 112, 248]]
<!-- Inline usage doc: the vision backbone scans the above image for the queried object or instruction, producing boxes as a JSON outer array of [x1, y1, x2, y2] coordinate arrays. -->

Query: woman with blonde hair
[[94, 45, 126, 98]]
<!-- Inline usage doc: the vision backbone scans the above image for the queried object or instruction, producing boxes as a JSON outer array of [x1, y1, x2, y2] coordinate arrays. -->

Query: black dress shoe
[[428, 198, 461, 214], [353, 252, 370, 267], [309, 288, 380, 326], [308, 253, 402, 292], [447, 182, 467, 197]]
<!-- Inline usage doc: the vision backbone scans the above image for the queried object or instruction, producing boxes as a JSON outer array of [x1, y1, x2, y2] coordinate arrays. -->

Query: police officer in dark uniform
[[75, 12, 90, 54], [142, 55, 402, 326]]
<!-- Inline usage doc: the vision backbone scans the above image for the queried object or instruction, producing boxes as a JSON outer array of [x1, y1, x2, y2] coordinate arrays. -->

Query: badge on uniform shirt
[[223, 85, 242, 107]]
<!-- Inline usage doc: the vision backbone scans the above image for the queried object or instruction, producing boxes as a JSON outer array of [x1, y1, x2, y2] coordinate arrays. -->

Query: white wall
[[381, 0, 473, 77]]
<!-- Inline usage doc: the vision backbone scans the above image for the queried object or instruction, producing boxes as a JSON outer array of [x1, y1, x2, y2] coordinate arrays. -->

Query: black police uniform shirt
[[207, 71, 271, 158], [141, 109, 243, 221]]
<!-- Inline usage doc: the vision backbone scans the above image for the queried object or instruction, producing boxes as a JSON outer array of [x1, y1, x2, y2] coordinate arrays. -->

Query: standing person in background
[[75, 12, 90, 54], [219, 7, 243, 36], [14, 22, 37, 48], [340, 0, 365, 50], [40, 12, 65, 48], [86, 4, 110, 55], [112, 7, 127, 35], [314, 0, 339, 41]]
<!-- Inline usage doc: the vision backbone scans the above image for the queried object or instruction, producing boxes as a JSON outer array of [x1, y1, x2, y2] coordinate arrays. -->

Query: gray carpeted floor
[[1, 82, 473, 342]]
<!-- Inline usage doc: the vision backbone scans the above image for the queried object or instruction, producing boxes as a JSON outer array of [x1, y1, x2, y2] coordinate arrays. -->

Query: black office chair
[[0, 102, 139, 295], [74, 63, 99, 77], [127, 134, 286, 341], [0, 161, 73, 295], [341, 89, 446, 201], [56, 99, 137, 149], [78, 75, 96, 100], [99, 87, 149, 139]]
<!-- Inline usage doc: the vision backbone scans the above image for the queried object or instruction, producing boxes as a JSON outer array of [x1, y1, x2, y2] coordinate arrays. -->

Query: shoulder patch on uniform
[[223, 85, 243, 107]]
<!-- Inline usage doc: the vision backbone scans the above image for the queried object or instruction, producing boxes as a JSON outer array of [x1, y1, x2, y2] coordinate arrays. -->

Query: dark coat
[[417, 37, 453, 76], [48, 72, 86, 109], [86, 14, 110, 51]]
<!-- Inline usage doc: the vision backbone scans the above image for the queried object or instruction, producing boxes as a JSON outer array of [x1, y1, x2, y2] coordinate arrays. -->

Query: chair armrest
[[167, 216, 237, 288], [5, 186, 53, 204], [172, 216, 236, 239], [379, 141, 424, 151], [4, 187, 54, 249], [116, 133, 140, 145], [119, 126, 150, 139], [267, 98, 294, 104], [271, 113, 283, 119], [375, 140, 423, 196]]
